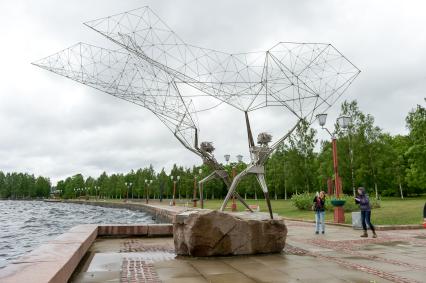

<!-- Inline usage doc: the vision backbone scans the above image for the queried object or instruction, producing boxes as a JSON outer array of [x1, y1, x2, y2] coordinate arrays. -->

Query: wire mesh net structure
[[33, 42, 252, 210], [33, 6, 360, 218]]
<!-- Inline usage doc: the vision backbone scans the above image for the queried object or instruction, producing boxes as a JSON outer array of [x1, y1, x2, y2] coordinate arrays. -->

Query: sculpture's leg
[[199, 170, 253, 212], [220, 166, 251, 211], [234, 192, 253, 212], [256, 174, 273, 219]]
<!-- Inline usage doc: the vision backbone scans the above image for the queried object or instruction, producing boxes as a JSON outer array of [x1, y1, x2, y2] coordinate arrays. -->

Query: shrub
[[291, 192, 315, 211], [291, 192, 380, 212]]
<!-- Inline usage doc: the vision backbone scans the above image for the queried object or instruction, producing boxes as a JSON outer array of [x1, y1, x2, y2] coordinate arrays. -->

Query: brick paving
[[120, 258, 161, 283], [119, 239, 177, 282], [284, 244, 421, 283], [285, 220, 426, 283], [304, 237, 426, 270], [71, 214, 425, 282], [120, 238, 175, 254]]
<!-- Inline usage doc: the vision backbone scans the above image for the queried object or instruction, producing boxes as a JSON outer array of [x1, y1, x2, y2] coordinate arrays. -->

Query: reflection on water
[[0, 200, 154, 269]]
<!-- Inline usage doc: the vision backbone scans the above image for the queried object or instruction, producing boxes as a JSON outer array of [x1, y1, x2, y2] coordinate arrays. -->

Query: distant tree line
[[0, 172, 51, 199], [1, 100, 425, 200]]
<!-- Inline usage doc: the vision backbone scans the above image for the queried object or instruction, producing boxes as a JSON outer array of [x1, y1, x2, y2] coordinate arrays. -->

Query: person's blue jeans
[[361, 210, 375, 232], [315, 211, 325, 233]]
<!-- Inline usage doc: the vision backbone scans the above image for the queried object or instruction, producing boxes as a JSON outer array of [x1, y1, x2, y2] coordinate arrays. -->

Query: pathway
[[71, 218, 426, 282]]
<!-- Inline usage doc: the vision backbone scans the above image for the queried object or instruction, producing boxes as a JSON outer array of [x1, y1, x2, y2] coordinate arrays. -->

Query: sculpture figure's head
[[200, 141, 215, 153], [257, 133, 272, 147]]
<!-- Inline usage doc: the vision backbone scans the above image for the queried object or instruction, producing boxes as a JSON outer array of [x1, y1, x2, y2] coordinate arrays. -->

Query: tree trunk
[[375, 183, 378, 200], [399, 182, 404, 199]]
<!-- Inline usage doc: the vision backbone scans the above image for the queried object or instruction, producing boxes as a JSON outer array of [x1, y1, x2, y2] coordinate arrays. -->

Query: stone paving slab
[[72, 236, 403, 283], [65, 217, 426, 283], [284, 220, 426, 283]]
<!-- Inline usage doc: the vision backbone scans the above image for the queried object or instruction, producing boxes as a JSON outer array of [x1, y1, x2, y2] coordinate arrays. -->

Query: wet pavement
[[71, 220, 426, 283]]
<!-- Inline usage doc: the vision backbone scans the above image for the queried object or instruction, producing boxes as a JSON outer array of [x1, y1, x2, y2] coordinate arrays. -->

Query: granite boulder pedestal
[[173, 209, 287, 256]]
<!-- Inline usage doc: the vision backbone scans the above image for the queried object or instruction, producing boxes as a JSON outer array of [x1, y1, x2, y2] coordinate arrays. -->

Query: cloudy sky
[[0, 0, 425, 184]]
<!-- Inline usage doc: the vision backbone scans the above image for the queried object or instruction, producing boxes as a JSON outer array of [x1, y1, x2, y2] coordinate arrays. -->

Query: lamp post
[[341, 117, 356, 197], [337, 116, 352, 196], [316, 113, 350, 223], [159, 180, 164, 202], [94, 186, 99, 200], [75, 188, 81, 198], [144, 180, 152, 204], [171, 176, 180, 206], [125, 182, 132, 202], [193, 169, 202, 207]]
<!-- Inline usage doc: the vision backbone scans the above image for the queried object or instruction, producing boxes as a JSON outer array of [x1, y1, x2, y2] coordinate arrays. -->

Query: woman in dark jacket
[[313, 191, 326, 234], [355, 187, 377, 238]]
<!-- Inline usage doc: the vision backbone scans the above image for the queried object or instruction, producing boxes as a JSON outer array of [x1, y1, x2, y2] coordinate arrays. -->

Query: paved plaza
[[71, 219, 426, 283]]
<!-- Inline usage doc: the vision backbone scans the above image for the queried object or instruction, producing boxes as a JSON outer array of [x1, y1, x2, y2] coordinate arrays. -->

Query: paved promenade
[[70, 210, 426, 283], [284, 220, 426, 283]]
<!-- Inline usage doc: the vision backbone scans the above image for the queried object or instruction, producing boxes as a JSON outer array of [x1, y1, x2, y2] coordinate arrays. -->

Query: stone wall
[[64, 200, 177, 223]]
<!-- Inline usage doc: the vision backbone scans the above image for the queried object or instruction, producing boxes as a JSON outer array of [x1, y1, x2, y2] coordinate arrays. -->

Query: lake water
[[0, 200, 154, 269]]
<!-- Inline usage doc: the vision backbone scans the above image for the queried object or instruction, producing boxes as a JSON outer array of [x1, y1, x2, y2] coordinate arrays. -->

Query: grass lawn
[[178, 197, 425, 225]]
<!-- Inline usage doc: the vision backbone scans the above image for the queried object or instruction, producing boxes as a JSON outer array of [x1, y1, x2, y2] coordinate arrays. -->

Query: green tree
[[405, 104, 426, 192]]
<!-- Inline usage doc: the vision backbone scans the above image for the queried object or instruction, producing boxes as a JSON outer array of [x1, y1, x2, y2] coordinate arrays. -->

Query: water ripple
[[0, 200, 154, 269]]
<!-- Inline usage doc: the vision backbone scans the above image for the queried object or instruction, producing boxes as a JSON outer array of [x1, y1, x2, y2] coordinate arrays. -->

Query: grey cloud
[[0, 0, 425, 183]]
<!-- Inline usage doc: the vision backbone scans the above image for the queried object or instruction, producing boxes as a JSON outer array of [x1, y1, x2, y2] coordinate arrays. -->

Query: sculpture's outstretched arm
[[173, 132, 202, 159], [265, 119, 303, 159]]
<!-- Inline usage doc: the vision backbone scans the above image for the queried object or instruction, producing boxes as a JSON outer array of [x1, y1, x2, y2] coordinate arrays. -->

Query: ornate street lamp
[[317, 113, 328, 127], [224, 154, 230, 164], [337, 116, 351, 129], [316, 113, 351, 223], [236, 154, 243, 163]]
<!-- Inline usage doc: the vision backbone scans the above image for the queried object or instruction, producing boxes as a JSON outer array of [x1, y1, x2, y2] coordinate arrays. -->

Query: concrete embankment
[[0, 200, 187, 283], [0, 222, 174, 283], [64, 200, 188, 223]]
